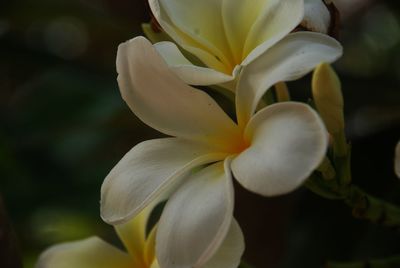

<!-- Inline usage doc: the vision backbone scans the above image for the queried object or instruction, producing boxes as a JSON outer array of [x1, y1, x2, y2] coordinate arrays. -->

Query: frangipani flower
[[148, 0, 342, 90], [101, 36, 340, 267], [36, 202, 245, 268]]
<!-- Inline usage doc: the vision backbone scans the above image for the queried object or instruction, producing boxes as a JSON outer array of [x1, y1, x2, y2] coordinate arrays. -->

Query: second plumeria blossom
[[101, 36, 341, 268], [149, 0, 341, 90], [36, 202, 244, 268]]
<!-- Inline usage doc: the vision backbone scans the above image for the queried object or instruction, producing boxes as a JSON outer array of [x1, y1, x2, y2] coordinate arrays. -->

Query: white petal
[[35, 237, 133, 268], [156, 160, 234, 268], [236, 32, 343, 127], [154, 41, 234, 86], [241, 0, 304, 65], [202, 219, 245, 268], [114, 201, 158, 260], [117, 36, 241, 151], [302, 0, 331, 34], [232, 102, 328, 196], [101, 138, 227, 224], [149, 0, 232, 73], [396, 140, 400, 178], [222, 0, 276, 64]]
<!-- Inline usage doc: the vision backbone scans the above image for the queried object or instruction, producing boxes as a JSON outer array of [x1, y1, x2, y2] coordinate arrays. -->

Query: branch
[[306, 174, 400, 229], [326, 255, 400, 268], [345, 186, 400, 230]]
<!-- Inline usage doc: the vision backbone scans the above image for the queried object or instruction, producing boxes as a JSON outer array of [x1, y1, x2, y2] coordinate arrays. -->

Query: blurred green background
[[1, 0, 399, 267]]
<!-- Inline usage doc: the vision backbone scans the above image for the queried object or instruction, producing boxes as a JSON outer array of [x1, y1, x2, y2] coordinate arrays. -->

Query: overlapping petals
[[36, 200, 244, 268], [156, 160, 234, 267], [149, 0, 342, 91], [236, 32, 342, 126], [36, 238, 134, 268], [101, 36, 331, 268], [100, 138, 228, 224], [36, 205, 157, 268]]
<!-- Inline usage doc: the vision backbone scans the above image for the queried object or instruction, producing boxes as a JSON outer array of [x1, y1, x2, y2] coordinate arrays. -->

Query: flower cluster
[[36, 0, 344, 267]]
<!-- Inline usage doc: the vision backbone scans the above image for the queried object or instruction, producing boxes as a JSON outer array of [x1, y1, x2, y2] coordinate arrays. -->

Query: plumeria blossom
[[36, 202, 245, 268], [148, 0, 342, 90], [101, 36, 341, 267]]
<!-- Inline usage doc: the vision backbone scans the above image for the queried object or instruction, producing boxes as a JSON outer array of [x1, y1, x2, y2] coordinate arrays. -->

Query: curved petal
[[203, 219, 245, 268], [156, 160, 234, 268], [232, 102, 328, 196], [114, 201, 158, 262], [117, 36, 241, 151], [302, 0, 331, 34], [395, 140, 400, 179], [149, 0, 231, 73], [154, 41, 234, 86], [222, 0, 274, 64], [236, 32, 343, 127], [241, 0, 304, 65], [101, 138, 228, 225], [35, 237, 133, 268]]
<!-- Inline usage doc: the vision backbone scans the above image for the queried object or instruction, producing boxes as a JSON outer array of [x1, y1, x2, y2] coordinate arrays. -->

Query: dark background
[[1, 0, 399, 267]]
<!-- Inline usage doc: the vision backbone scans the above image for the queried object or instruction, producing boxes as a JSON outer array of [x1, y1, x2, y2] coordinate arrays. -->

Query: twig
[[326, 255, 400, 268]]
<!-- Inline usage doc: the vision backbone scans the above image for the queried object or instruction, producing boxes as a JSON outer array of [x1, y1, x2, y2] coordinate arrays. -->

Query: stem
[[0, 195, 23, 268], [345, 186, 400, 230], [326, 255, 400, 268]]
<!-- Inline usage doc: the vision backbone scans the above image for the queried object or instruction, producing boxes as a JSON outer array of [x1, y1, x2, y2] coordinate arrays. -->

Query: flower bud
[[302, 0, 331, 34], [275, 82, 291, 102], [301, 0, 340, 38], [312, 63, 345, 136]]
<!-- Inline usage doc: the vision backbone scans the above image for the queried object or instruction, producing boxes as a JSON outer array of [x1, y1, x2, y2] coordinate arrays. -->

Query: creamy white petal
[[302, 0, 331, 34], [156, 160, 234, 268], [395, 141, 400, 178], [149, 0, 231, 73], [236, 32, 343, 127], [242, 0, 304, 65], [232, 102, 328, 196], [222, 0, 274, 64], [154, 41, 234, 86], [35, 237, 133, 268], [114, 201, 158, 260], [117, 36, 241, 150], [101, 138, 228, 225], [202, 219, 245, 268]]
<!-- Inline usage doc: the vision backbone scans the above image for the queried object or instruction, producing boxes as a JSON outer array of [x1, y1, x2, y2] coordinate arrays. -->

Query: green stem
[[345, 186, 400, 230], [326, 255, 400, 268]]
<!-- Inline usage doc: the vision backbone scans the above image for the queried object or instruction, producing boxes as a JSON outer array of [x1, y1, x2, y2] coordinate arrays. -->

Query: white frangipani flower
[[35, 202, 245, 268], [101, 36, 341, 268], [148, 0, 342, 90]]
